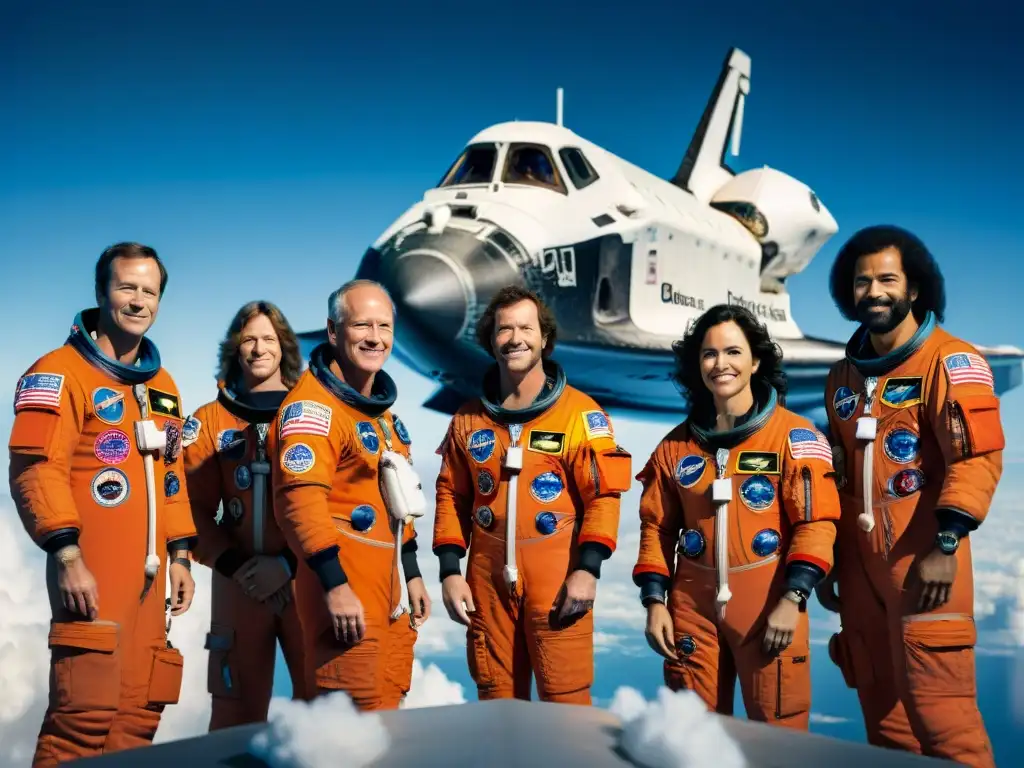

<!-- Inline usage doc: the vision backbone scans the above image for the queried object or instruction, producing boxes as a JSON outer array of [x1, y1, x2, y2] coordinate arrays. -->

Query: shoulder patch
[[942, 352, 994, 390], [582, 409, 613, 441], [281, 442, 315, 474], [787, 427, 833, 467], [355, 421, 380, 454], [14, 372, 65, 412], [832, 386, 859, 421], [280, 400, 332, 438], [528, 430, 565, 455], [880, 377, 923, 408], [148, 387, 181, 419], [392, 414, 411, 445], [735, 451, 780, 475], [182, 415, 202, 447], [92, 387, 126, 425]]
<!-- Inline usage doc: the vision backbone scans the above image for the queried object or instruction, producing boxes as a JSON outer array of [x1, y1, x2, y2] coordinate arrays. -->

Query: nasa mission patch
[[281, 443, 315, 475], [94, 429, 131, 465], [91, 468, 130, 507]]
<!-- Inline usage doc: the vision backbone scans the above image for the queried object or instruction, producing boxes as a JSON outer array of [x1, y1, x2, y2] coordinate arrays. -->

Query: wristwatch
[[936, 531, 960, 555], [55, 545, 82, 567], [781, 589, 804, 606]]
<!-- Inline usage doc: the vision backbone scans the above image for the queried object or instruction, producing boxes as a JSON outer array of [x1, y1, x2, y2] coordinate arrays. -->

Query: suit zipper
[[801, 467, 812, 522], [591, 453, 600, 494], [775, 657, 783, 719], [948, 401, 971, 458]]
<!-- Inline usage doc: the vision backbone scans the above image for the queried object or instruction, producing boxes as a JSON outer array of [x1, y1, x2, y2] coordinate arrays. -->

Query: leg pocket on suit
[[205, 623, 241, 699], [147, 646, 184, 706], [466, 624, 496, 690], [829, 629, 874, 690], [759, 652, 811, 720], [48, 620, 122, 711], [903, 616, 977, 697]]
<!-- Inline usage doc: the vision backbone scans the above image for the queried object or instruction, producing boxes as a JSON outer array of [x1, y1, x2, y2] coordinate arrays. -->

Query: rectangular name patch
[[148, 387, 181, 419], [582, 410, 613, 440], [528, 430, 565, 455], [14, 372, 65, 411], [735, 451, 780, 474], [787, 428, 834, 467], [880, 377, 923, 408], [280, 400, 332, 438], [943, 352, 994, 389]]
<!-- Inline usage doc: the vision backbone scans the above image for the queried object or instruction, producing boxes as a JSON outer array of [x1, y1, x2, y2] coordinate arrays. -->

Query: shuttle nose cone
[[388, 252, 469, 342]]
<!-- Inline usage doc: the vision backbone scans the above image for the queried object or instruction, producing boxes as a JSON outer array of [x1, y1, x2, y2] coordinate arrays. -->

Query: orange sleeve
[[432, 418, 474, 553], [161, 379, 197, 546], [271, 405, 344, 561], [781, 424, 839, 574], [566, 407, 632, 554], [632, 444, 682, 582], [926, 341, 1004, 526], [181, 405, 232, 566], [7, 365, 86, 550]]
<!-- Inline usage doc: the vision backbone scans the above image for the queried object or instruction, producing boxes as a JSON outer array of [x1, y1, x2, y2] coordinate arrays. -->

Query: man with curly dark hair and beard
[[632, 303, 841, 731], [819, 225, 1001, 767]]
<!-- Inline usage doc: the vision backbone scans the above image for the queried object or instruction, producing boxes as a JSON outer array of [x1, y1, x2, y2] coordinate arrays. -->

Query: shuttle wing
[[77, 698, 949, 767]]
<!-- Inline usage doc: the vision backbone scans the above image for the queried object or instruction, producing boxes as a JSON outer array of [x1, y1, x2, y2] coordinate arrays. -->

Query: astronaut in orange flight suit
[[270, 282, 429, 710], [433, 286, 633, 704], [183, 384, 311, 728], [9, 307, 196, 762], [820, 228, 1001, 767], [632, 379, 840, 729]]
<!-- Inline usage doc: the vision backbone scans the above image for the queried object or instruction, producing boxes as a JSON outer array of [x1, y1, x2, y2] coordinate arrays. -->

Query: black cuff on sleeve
[[306, 545, 348, 591], [936, 507, 977, 538], [636, 573, 670, 605], [168, 536, 197, 555], [435, 544, 465, 581], [785, 561, 826, 598], [42, 528, 80, 554], [214, 548, 250, 579], [577, 542, 612, 579], [401, 538, 422, 582]]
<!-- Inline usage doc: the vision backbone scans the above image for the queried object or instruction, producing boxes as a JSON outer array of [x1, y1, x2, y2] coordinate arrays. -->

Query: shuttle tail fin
[[671, 47, 752, 203]]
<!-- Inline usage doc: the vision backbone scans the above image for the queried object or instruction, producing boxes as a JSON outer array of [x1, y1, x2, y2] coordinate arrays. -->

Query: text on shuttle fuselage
[[661, 283, 705, 311], [727, 290, 788, 321]]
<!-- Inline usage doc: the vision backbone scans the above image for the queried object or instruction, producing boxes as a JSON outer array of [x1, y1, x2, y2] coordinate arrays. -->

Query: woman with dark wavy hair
[[181, 300, 313, 730], [631, 303, 841, 731]]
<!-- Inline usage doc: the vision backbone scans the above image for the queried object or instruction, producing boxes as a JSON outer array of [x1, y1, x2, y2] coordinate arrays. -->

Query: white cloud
[[249, 691, 390, 768], [401, 659, 466, 708], [609, 685, 747, 768], [809, 713, 849, 724]]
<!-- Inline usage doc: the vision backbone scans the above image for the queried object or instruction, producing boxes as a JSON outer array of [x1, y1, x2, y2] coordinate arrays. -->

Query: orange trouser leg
[[466, 559, 529, 699], [380, 614, 416, 709], [733, 609, 811, 731], [278, 581, 314, 703], [663, 594, 724, 712]]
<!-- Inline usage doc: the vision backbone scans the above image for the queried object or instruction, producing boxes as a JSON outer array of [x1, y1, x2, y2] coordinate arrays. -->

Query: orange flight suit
[[269, 343, 420, 711], [633, 385, 840, 730], [182, 384, 311, 730], [8, 310, 196, 766], [825, 312, 1000, 767], [433, 360, 633, 704]]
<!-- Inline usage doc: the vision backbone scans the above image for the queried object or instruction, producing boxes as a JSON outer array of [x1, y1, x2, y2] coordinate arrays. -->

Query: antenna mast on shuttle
[[556, 87, 564, 126]]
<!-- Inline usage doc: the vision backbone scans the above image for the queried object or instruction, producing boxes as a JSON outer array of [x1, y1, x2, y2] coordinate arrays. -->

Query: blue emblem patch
[[92, 387, 125, 425], [281, 443, 315, 474], [888, 468, 925, 498], [884, 428, 919, 464], [740, 475, 776, 512], [467, 429, 496, 463], [393, 416, 411, 445], [833, 386, 859, 421], [182, 414, 201, 447], [675, 455, 707, 489], [583, 410, 613, 440], [164, 471, 180, 497], [535, 511, 558, 536], [880, 377, 923, 409], [356, 422, 380, 454], [351, 504, 376, 532], [529, 472, 564, 504], [235, 465, 252, 491], [217, 429, 247, 461], [477, 469, 495, 497], [91, 468, 129, 507], [475, 506, 494, 528], [679, 529, 705, 559], [93, 429, 130, 465], [751, 528, 781, 557], [678, 635, 697, 656]]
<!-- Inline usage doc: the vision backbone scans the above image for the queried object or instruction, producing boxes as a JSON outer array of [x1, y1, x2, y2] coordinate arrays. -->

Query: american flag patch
[[279, 400, 332, 438], [14, 372, 65, 411], [788, 427, 834, 467], [943, 352, 993, 389]]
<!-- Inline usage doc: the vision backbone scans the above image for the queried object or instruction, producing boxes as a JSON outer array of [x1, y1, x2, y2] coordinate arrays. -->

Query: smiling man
[[182, 300, 311, 730], [269, 279, 430, 711], [8, 242, 197, 765], [433, 285, 633, 704], [819, 225, 1002, 767]]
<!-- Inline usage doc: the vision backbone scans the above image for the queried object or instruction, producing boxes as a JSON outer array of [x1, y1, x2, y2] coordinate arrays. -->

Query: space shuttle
[[299, 47, 1023, 423]]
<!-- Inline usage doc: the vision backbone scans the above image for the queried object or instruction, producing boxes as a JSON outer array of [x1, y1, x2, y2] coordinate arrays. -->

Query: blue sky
[[2, 1, 1022, 761]]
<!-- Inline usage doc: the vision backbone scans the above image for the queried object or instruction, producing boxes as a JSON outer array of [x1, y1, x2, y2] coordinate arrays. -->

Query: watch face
[[937, 532, 959, 553]]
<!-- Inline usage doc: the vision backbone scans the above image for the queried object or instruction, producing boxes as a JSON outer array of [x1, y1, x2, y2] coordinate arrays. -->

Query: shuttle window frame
[[558, 147, 599, 190], [438, 143, 499, 188], [500, 143, 568, 195]]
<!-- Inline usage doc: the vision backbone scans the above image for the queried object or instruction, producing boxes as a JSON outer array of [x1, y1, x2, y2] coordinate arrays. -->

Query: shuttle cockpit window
[[558, 147, 599, 190], [501, 144, 567, 194], [438, 143, 498, 187], [710, 200, 769, 239]]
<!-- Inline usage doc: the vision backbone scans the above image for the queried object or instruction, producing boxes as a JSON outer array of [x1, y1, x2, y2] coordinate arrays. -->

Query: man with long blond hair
[[182, 300, 312, 729]]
